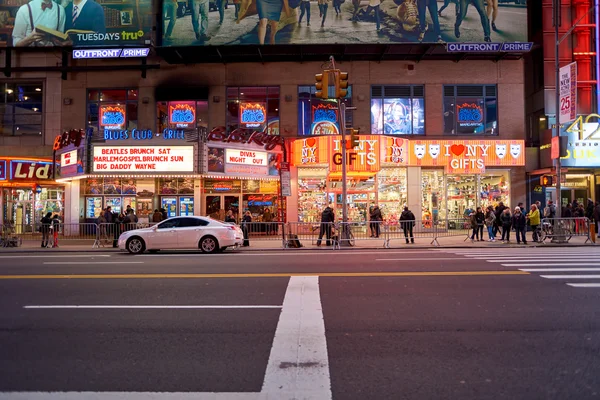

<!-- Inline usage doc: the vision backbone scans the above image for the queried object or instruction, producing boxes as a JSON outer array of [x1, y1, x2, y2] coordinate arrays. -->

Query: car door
[[176, 217, 210, 249], [147, 218, 181, 249]]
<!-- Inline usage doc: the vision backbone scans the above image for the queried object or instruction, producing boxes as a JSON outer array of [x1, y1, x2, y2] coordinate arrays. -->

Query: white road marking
[[502, 263, 600, 267], [566, 283, 600, 288], [262, 276, 332, 399], [375, 258, 473, 261], [540, 275, 600, 279], [519, 268, 600, 272], [0, 255, 111, 259], [0, 393, 261, 399], [42, 262, 144, 265], [24, 305, 282, 309]]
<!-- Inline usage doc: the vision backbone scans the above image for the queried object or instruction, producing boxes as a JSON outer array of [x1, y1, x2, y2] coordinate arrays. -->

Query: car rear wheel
[[126, 237, 146, 254], [199, 236, 219, 253]]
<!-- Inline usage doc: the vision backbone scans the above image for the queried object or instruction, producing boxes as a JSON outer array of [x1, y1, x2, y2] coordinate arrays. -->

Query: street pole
[[340, 101, 347, 224], [554, 0, 562, 219]]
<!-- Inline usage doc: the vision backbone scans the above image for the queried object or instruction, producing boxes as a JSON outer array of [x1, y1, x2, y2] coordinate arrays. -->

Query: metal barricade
[[539, 217, 591, 243], [286, 222, 332, 249], [433, 218, 472, 245], [384, 219, 439, 247], [241, 222, 286, 248]]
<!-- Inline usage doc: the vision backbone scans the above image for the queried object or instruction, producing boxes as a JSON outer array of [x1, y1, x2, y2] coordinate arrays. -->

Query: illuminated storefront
[[292, 136, 524, 224], [0, 157, 64, 228]]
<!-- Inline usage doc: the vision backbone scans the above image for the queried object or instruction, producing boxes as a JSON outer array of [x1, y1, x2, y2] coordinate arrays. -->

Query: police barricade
[[333, 221, 373, 249], [0, 223, 98, 247], [538, 217, 592, 243], [285, 222, 332, 248], [383, 219, 438, 248], [433, 218, 473, 245], [241, 222, 286, 248]]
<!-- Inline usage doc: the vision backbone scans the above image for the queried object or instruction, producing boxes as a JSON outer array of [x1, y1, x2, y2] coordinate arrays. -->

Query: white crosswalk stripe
[[435, 248, 600, 289]]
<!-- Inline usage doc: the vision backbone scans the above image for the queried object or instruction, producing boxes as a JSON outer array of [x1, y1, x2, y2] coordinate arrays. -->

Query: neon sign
[[100, 106, 126, 130], [169, 102, 196, 128], [311, 102, 340, 135], [239, 103, 266, 128], [102, 128, 185, 141], [207, 126, 283, 151], [456, 103, 483, 127], [53, 129, 85, 151]]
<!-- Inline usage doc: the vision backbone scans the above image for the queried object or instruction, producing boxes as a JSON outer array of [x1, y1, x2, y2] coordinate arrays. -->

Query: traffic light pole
[[340, 100, 348, 224], [553, 0, 562, 221]]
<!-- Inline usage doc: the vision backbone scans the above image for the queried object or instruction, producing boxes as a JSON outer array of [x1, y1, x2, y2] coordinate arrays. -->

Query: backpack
[[286, 234, 303, 248]]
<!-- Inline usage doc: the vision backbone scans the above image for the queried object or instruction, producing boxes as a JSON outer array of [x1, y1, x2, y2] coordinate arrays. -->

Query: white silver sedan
[[118, 216, 244, 254]]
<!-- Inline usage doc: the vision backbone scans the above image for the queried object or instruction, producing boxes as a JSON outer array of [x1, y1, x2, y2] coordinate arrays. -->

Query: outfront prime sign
[[92, 146, 195, 172], [73, 48, 150, 59]]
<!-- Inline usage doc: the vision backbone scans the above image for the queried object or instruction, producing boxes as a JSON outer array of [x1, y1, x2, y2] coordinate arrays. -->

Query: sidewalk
[[0, 234, 596, 253]]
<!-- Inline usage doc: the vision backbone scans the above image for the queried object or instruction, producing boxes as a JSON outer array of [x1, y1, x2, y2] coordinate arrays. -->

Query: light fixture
[[6, 89, 13, 94], [32, 107, 38, 112], [35, 88, 41, 92], [23, 96, 28, 100]]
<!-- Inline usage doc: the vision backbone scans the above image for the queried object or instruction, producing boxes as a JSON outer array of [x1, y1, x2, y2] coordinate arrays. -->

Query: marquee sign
[[92, 146, 195, 172], [207, 126, 283, 151], [225, 149, 268, 166]]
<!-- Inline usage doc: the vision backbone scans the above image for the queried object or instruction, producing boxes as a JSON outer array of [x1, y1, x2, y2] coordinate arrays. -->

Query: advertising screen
[[0, 0, 152, 47], [160, 0, 527, 46]]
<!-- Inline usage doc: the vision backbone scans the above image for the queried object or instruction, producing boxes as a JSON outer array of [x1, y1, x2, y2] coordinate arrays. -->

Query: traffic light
[[335, 71, 349, 98], [349, 128, 359, 149], [541, 175, 555, 187], [315, 70, 329, 99]]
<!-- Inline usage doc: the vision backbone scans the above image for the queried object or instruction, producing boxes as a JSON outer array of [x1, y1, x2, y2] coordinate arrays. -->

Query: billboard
[[0, 0, 152, 47], [160, 0, 527, 46]]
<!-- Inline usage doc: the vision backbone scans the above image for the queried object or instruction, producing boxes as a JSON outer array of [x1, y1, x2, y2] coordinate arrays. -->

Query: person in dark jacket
[[562, 203, 572, 218], [161, 208, 168, 220], [369, 205, 383, 238], [225, 210, 236, 223], [500, 207, 512, 243], [241, 210, 252, 246], [494, 202, 506, 236], [586, 198, 594, 220], [152, 209, 163, 223], [317, 204, 335, 246], [512, 206, 527, 244], [50, 214, 60, 248], [40, 212, 52, 248], [470, 207, 484, 242], [399, 206, 416, 244]]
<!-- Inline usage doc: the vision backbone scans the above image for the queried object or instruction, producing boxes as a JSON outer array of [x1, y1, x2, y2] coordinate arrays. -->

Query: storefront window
[[443, 85, 498, 135], [446, 174, 478, 221], [157, 100, 209, 142], [371, 85, 424, 135], [0, 82, 43, 136], [298, 85, 352, 136], [2, 187, 63, 227], [378, 168, 407, 224], [81, 178, 138, 218], [298, 169, 328, 223], [480, 171, 510, 210], [421, 170, 445, 226], [87, 89, 138, 141], [227, 87, 280, 135]]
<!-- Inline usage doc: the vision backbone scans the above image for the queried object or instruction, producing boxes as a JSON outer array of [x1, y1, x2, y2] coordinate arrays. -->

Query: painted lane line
[[0, 255, 111, 259], [375, 258, 480, 261], [502, 263, 600, 267], [519, 268, 600, 272], [262, 276, 331, 399], [540, 275, 600, 279], [566, 283, 600, 288], [0, 271, 530, 280], [24, 305, 282, 310], [42, 262, 144, 265], [0, 392, 261, 399]]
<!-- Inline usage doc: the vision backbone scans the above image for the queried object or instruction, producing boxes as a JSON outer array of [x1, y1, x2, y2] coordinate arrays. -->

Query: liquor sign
[[225, 149, 268, 166], [100, 105, 126, 130], [9, 160, 53, 181], [410, 140, 525, 173], [169, 101, 196, 128], [0, 160, 6, 180], [92, 146, 195, 172], [558, 62, 577, 125], [239, 103, 267, 128]]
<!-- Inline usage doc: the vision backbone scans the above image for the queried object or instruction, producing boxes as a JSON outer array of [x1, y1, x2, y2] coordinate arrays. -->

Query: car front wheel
[[126, 237, 146, 254], [199, 236, 219, 253]]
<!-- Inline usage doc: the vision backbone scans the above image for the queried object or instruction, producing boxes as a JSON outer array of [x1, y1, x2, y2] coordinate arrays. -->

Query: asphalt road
[[1, 247, 599, 400]]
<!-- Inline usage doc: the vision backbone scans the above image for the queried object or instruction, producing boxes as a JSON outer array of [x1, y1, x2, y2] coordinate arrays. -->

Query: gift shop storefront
[[0, 157, 64, 227], [203, 127, 284, 222], [291, 137, 525, 225]]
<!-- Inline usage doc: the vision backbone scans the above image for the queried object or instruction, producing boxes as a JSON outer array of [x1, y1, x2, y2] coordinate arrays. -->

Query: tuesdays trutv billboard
[[1, 0, 151, 47], [160, 0, 527, 46]]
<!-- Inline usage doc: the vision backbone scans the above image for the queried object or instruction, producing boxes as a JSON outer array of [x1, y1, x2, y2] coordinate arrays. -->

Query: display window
[[2, 187, 63, 227], [421, 170, 446, 226], [446, 174, 478, 221], [298, 85, 352, 136], [159, 178, 194, 195], [443, 85, 498, 135], [479, 172, 510, 210], [298, 168, 328, 223], [377, 168, 407, 224]]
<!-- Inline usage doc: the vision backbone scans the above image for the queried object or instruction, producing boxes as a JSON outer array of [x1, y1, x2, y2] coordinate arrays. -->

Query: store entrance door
[[205, 195, 240, 221]]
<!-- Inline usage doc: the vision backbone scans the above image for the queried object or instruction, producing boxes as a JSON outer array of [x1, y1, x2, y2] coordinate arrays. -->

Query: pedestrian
[[455, 0, 491, 42], [152, 209, 163, 223], [594, 201, 600, 238], [586, 198, 594, 221], [262, 207, 273, 235], [317, 204, 335, 246], [369, 204, 383, 238], [50, 213, 60, 248], [40, 212, 52, 248], [484, 206, 496, 242], [438, 0, 458, 17], [191, 0, 211, 41], [114, 211, 125, 248], [399, 206, 416, 244], [225, 209, 236, 223], [500, 208, 512, 243], [518, 202, 526, 213], [298, 0, 310, 26], [494, 201, 505, 237], [470, 206, 484, 242], [575, 203, 586, 234], [318, 0, 329, 27], [486, 0, 498, 31], [563, 203, 572, 218], [241, 210, 252, 246], [526, 204, 541, 243], [161, 207, 168, 220], [124, 209, 138, 231], [512, 206, 527, 245]]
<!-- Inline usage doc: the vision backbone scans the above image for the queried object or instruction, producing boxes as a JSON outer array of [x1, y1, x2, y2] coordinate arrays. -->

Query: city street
[[1, 247, 599, 399]]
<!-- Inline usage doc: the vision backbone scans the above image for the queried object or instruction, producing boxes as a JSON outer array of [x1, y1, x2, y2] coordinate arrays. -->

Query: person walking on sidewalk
[[50, 213, 60, 248], [512, 206, 527, 245], [241, 210, 252, 247], [469, 207, 484, 242], [40, 212, 52, 248], [493, 201, 505, 237], [526, 204, 540, 243], [400, 206, 416, 244], [484, 206, 496, 242], [369, 204, 383, 238], [317, 204, 335, 246], [500, 208, 512, 243], [298, 0, 311, 25]]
